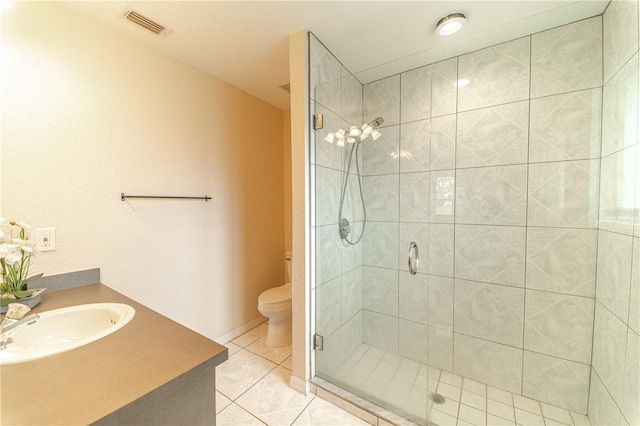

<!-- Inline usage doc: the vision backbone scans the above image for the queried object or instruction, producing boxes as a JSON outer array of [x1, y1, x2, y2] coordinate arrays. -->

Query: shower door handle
[[408, 242, 419, 275]]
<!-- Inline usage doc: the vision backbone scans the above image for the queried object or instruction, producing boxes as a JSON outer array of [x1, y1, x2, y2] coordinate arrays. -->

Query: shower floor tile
[[327, 343, 593, 426]]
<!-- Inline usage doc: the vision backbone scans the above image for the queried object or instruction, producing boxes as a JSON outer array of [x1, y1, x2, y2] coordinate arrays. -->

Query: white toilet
[[258, 252, 293, 347]]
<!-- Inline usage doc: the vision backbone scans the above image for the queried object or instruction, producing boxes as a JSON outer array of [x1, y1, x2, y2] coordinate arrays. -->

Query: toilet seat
[[258, 283, 292, 305]]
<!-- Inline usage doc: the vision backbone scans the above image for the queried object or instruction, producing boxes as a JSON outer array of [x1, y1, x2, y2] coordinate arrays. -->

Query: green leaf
[[14, 290, 34, 299], [23, 273, 44, 285]]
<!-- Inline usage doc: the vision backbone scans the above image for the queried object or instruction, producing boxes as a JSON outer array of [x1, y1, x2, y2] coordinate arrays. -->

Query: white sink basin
[[0, 303, 135, 365]]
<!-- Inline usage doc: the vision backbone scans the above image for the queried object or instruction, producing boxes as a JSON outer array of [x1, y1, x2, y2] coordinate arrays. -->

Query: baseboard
[[214, 316, 267, 345], [289, 375, 310, 395]]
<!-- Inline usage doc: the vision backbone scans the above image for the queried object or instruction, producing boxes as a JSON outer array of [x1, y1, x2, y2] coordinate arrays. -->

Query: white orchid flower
[[0, 218, 6, 241], [4, 250, 22, 265], [0, 243, 17, 256], [0, 219, 41, 293], [10, 238, 34, 254]]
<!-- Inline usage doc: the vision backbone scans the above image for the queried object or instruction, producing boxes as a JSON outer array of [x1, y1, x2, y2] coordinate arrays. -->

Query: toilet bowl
[[257, 252, 293, 348]]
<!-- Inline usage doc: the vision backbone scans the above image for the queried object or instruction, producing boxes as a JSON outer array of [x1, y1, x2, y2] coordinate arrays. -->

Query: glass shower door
[[309, 32, 435, 426], [310, 31, 366, 395]]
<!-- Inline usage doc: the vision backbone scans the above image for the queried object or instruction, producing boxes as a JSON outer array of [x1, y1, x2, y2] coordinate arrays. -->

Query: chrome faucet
[[0, 314, 39, 350]]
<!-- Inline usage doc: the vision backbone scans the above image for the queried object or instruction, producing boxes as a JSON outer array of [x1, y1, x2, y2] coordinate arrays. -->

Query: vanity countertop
[[0, 283, 228, 425]]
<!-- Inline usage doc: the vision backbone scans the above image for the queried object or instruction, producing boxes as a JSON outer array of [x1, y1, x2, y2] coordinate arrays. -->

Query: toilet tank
[[285, 251, 293, 283]]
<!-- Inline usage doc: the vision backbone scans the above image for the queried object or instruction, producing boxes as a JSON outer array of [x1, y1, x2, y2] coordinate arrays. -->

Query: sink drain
[[431, 393, 446, 405]]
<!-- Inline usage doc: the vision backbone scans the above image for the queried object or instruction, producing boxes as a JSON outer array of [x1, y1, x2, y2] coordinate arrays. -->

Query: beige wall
[[288, 30, 311, 394], [283, 109, 292, 257], [1, 2, 285, 341]]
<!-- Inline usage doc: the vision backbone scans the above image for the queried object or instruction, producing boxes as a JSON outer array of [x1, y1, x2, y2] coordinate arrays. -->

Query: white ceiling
[[61, 1, 609, 110]]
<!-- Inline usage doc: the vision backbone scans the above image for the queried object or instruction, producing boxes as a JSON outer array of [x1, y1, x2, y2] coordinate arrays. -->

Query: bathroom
[[1, 1, 638, 426]]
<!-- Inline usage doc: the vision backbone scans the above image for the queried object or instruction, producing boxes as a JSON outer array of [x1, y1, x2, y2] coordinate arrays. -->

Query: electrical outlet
[[35, 227, 56, 252]]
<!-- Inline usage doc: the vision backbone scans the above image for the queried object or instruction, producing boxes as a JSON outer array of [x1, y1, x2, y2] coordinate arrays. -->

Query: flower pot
[[0, 288, 46, 313]]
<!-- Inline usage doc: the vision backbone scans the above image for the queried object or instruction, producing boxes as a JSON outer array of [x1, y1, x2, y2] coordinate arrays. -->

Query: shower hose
[[338, 139, 366, 246]]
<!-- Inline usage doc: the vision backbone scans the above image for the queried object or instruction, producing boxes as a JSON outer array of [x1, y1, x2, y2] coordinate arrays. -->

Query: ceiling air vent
[[122, 9, 171, 38]]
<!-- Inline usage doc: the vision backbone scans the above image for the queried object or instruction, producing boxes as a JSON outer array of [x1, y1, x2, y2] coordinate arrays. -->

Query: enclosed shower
[[308, 2, 639, 425]]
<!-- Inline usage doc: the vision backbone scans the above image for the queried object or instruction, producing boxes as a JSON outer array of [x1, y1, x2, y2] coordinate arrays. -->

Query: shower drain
[[431, 393, 446, 405]]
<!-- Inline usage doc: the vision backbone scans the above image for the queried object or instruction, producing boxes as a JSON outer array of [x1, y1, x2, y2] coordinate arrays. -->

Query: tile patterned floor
[[216, 322, 370, 426], [217, 324, 593, 426]]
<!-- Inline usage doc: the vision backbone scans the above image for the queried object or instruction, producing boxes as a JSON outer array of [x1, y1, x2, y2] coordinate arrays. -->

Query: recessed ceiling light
[[435, 13, 467, 37]]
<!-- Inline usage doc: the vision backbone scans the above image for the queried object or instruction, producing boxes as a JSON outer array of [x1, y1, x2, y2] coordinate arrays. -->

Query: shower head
[[361, 117, 384, 141], [324, 116, 384, 145], [369, 117, 384, 128]]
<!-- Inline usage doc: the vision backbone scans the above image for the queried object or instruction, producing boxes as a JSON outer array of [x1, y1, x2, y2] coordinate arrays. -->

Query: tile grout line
[[397, 66, 402, 365], [587, 13, 606, 416], [587, 12, 607, 420], [451, 51, 460, 399], [220, 402, 268, 426], [288, 393, 318, 426], [223, 340, 311, 425], [521, 32, 533, 400]]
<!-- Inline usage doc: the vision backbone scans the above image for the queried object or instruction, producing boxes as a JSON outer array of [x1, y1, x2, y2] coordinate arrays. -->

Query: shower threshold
[[312, 376, 424, 426], [313, 343, 591, 426]]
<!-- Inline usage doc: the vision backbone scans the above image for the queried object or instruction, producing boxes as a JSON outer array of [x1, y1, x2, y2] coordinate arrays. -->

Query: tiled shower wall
[[360, 17, 604, 414], [589, 1, 640, 425], [310, 5, 639, 423]]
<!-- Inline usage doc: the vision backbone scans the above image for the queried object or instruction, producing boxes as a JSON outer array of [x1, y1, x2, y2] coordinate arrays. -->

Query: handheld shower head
[[325, 116, 385, 146], [361, 117, 384, 141], [369, 117, 384, 128]]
